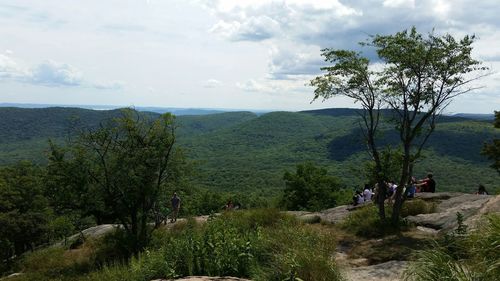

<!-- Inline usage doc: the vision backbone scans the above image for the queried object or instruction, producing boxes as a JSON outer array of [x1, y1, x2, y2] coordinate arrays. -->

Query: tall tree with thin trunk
[[311, 27, 487, 223]]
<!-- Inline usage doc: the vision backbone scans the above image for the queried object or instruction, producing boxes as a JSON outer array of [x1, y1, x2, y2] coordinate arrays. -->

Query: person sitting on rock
[[352, 190, 364, 206], [476, 184, 488, 195], [363, 184, 373, 202], [224, 199, 234, 210], [417, 173, 436, 193]]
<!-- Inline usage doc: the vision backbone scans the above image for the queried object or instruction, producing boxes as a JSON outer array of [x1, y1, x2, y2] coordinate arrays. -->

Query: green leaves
[[282, 163, 342, 211]]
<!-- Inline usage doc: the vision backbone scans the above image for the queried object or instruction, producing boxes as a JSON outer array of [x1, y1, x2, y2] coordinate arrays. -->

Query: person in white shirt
[[363, 184, 373, 202]]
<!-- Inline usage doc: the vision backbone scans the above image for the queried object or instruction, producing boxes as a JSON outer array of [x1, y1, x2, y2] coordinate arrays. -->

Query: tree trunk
[[392, 143, 411, 224], [377, 180, 386, 220]]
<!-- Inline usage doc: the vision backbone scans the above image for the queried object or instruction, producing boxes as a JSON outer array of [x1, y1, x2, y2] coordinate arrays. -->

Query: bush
[[404, 214, 500, 281], [86, 209, 344, 281], [341, 205, 407, 238], [400, 199, 436, 217]]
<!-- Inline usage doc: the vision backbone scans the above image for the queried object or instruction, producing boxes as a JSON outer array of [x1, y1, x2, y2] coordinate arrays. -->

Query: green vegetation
[[482, 111, 500, 174], [0, 162, 51, 267], [311, 26, 487, 222], [0, 107, 497, 195], [341, 199, 436, 238], [404, 214, 500, 281], [46, 109, 186, 253], [281, 163, 345, 211], [9, 209, 344, 281]]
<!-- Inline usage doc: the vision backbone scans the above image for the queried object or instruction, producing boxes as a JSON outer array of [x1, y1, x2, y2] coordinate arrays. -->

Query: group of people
[[352, 173, 436, 206]]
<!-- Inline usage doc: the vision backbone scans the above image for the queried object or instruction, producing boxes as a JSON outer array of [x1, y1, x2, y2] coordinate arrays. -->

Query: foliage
[[12, 209, 344, 281], [281, 163, 342, 211], [363, 147, 403, 183], [404, 214, 500, 281], [482, 111, 500, 174], [310, 26, 488, 222], [0, 107, 498, 194], [0, 162, 51, 261], [48, 109, 187, 253], [400, 199, 436, 217], [341, 204, 408, 238]]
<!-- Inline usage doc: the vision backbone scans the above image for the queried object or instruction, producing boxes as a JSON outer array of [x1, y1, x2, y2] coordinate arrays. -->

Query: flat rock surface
[[345, 260, 407, 281], [407, 193, 497, 232]]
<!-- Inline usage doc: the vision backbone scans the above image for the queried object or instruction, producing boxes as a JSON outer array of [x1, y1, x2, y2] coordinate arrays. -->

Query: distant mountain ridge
[[0, 103, 269, 116], [0, 103, 493, 120], [0, 106, 498, 193]]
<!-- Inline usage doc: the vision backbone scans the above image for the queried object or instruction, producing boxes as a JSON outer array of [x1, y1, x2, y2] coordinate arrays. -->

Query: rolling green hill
[[0, 107, 498, 193]]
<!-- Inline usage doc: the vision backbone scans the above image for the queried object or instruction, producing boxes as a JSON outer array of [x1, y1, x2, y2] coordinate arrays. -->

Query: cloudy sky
[[0, 0, 499, 113]]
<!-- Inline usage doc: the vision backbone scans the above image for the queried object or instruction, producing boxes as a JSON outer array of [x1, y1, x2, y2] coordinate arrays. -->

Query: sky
[[0, 0, 499, 113]]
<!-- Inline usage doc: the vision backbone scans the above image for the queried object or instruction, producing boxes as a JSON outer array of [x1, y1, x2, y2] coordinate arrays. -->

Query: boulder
[[406, 194, 498, 232], [345, 260, 407, 281]]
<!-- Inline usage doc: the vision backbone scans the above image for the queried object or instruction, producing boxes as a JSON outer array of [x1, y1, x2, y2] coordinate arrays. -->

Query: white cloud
[[383, 0, 415, 8], [267, 44, 325, 79], [30, 60, 83, 86], [210, 15, 281, 41], [236, 79, 271, 92], [0, 52, 28, 79], [202, 79, 223, 88], [236, 77, 310, 95], [0, 52, 121, 90]]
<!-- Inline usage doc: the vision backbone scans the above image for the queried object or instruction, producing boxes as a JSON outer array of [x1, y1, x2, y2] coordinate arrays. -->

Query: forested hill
[[0, 107, 498, 193]]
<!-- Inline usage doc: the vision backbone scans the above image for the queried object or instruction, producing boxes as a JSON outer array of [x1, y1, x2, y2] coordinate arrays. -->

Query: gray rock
[[345, 260, 407, 281], [406, 194, 498, 232]]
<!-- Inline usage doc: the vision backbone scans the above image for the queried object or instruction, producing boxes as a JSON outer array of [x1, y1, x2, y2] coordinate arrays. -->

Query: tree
[[50, 109, 185, 252], [482, 111, 500, 174], [0, 162, 51, 260], [311, 27, 487, 223], [282, 163, 342, 211]]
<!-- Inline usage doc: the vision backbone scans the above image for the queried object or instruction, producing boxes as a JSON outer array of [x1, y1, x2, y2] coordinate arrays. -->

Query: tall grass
[[12, 209, 344, 281], [341, 199, 436, 238], [404, 214, 500, 281]]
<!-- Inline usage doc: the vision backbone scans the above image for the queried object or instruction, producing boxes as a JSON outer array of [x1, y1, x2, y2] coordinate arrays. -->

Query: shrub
[[400, 199, 436, 217], [404, 214, 500, 281], [341, 205, 407, 238]]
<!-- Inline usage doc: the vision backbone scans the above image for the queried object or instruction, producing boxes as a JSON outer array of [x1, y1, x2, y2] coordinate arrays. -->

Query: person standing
[[170, 192, 181, 223]]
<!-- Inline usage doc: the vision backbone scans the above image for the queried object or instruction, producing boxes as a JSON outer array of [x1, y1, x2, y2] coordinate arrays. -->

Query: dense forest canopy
[[0, 107, 497, 193]]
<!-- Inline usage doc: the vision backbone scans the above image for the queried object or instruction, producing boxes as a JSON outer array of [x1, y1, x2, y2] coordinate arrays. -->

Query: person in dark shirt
[[170, 192, 181, 223], [476, 184, 488, 195], [418, 173, 436, 193]]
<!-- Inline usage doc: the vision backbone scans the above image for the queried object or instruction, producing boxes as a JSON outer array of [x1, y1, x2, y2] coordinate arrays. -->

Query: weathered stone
[[406, 194, 498, 232], [345, 260, 407, 281], [296, 213, 321, 224]]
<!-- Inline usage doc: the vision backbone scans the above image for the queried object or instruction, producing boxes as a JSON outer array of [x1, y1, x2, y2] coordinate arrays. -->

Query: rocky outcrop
[[288, 193, 499, 234], [288, 203, 372, 225], [345, 260, 407, 281], [406, 193, 498, 232]]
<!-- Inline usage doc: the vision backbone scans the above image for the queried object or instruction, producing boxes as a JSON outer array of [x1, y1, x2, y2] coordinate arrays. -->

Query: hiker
[[353, 190, 364, 206], [224, 199, 234, 210], [476, 184, 488, 195], [417, 173, 436, 193], [170, 192, 181, 223], [406, 177, 417, 198], [363, 184, 373, 202], [387, 181, 398, 203]]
